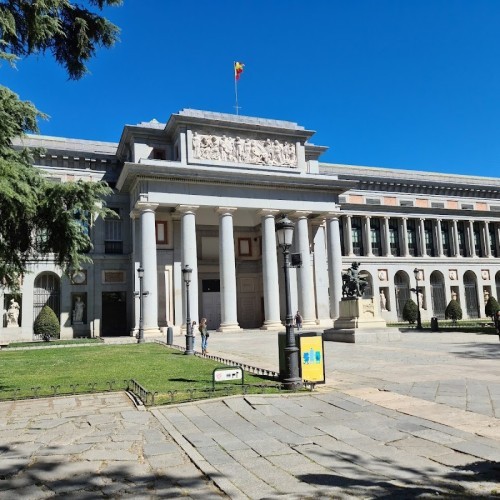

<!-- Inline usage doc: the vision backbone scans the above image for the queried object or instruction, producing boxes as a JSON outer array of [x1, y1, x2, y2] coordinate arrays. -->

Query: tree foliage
[[33, 304, 60, 340], [445, 299, 463, 324], [0, 1, 121, 288], [485, 296, 500, 320], [402, 298, 418, 324]]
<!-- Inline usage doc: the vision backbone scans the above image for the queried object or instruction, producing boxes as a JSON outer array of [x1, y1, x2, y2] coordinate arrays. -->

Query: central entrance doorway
[[102, 292, 127, 336], [201, 280, 221, 330]]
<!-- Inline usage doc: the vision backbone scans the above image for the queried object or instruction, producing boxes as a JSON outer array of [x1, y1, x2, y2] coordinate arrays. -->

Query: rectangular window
[[473, 222, 483, 256], [351, 217, 363, 256], [441, 221, 451, 256], [400, 200, 414, 207], [424, 220, 435, 256], [490, 225, 497, 257], [431, 202, 445, 209], [338, 196, 347, 204], [339, 219, 345, 256], [152, 148, 166, 160], [457, 221, 466, 256], [461, 203, 474, 210], [155, 221, 168, 244], [389, 219, 400, 256], [370, 218, 382, 256], [407, 219, 418, 256], [366, 198, 381, 205], [105, 209, 123, 254], [238, 237, 252, 257]]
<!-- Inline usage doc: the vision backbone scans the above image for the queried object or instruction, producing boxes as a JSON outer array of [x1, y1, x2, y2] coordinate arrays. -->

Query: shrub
[[485, 296, 500, 320], [445, 299, 463, 324], [33, 305, 60, 341], [402, 298, 418, 324]]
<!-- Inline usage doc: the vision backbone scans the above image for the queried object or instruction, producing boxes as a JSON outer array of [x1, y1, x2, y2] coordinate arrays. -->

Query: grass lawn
[[0, 343, 280, 405]]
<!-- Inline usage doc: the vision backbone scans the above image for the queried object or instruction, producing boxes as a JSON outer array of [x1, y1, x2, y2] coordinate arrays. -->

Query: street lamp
[[275, 214, 302, 390], [413, 268, 423, 330], [182, 265, 194, 355], [135, 265, 149, 344]]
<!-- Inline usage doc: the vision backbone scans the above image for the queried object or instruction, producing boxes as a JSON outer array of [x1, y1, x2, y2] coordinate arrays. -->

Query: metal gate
[[395, 273, 410, 321], [430, 273, 446, 319], [33, 272, 60, 339], [464, 273, 479, 318]]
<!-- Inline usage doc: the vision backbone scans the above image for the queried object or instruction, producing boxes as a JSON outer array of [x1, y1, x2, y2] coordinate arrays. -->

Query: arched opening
[[496, 271, 500, 302], [463, 271, 479, 319], [430, 271, 446, 319], [362, 271, 373, 299], [33, 272, 61, 337], [394, 271, 410, 321]]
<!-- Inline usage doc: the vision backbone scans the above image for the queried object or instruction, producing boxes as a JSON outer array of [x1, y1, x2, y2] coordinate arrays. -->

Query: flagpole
[[234, 61, 239, 115]]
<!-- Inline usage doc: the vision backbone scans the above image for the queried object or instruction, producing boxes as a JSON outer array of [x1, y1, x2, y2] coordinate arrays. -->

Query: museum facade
[[2, 109, 500, 341]]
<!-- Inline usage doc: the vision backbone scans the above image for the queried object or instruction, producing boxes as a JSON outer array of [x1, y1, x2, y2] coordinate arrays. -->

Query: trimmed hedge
[[33, 305, 60, 340]]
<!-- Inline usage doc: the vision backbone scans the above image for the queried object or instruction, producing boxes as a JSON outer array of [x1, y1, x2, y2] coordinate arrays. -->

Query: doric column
[[363, 215, 373, 257], [325, 213, 343, 320], [259, 209, 282, 329], [418, 218, 427, 257], [436, 219, 445, 257], [291, 211, 316, 326], [468, 220, 476, 258], [383, 216, 391, 257], [137, 202, 160, 333], [344, 215, 354, 257], [178, 205, 200, 329], [401, 217, 409, 257], [312, 220, 330, 325], [452, 219, 460, 257], [216, 207, 240, 331], [484, 221, 492, 258], [495, 223, 500, 257]]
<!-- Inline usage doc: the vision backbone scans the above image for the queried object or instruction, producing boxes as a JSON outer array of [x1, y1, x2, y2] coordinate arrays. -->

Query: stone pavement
[[0, 329, 499, 498]]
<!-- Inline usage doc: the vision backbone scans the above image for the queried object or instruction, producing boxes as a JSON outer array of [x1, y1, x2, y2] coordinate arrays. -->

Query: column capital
[[257, 209, 280, 218], [176, 204, 199, 214], [364, 214, 371, 220], [321, 211, 341, 221], [290, 210, 312, 219], [216, 206, 237, 216], [129, 209, 140, 220], [136, 202, 159, 213], [383, 215, 391, 221]]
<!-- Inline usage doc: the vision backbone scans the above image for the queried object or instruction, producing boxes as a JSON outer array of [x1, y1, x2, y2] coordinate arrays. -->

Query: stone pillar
[[138, 202, 160, 333], [418, 218, 427, 257], [178, 205, 200, 329], [436, 219, 445, 257], [259, 209, 282, 330], [312, 220, 330, 325], [484, 221, 492, 258], [326, 213, 343, 320], [468, 220, 476, 258], [452, 219, 460, 257], [292, 211, 316, 326], [401, 217, 409, 257], [217, 207, 240, 331], [363, 216, 373, 257], [344, 215, 354, 257], [495, 223, 500, 257], [383, 216, 391, 257]]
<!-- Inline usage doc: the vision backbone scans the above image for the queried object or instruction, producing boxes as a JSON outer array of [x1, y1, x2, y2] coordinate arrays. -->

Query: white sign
[[214, 368, 242, 382]]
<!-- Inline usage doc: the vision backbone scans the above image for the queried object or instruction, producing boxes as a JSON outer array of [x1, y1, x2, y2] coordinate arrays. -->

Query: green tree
[[485, 296, 500, 321], [445, 299, 463, 325], [0, 0, 121, 288], [402, 298, 418, 324], [33, 305, 59, 340]]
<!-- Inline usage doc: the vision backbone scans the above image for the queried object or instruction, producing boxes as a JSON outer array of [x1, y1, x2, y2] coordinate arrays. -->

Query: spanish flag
[[234, 61, 244, 81]]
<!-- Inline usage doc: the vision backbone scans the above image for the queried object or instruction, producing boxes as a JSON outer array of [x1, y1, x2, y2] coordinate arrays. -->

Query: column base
[[217, 322, 241, 332], [260, 321, 283, 331], [302, 319, 319, 328]]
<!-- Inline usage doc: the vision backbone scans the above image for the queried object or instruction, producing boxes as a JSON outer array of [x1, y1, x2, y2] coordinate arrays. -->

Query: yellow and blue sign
[[299, 334, 325, 383]]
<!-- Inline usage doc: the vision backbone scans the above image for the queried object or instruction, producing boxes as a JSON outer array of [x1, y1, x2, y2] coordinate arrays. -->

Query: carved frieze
[[191, 131, 297, 167]]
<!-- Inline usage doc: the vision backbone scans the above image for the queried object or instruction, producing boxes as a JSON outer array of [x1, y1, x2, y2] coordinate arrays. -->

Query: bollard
[[166, 326, 174, 345], [430, 317, 439, 332]]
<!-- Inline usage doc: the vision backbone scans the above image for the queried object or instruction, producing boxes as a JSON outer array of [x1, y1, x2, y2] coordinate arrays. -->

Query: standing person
[[199, 318, 209, 355], [294, 311, 303, 331]]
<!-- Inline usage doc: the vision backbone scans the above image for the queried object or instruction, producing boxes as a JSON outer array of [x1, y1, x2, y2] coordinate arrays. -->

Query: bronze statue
[[342, 262, 368, 298]]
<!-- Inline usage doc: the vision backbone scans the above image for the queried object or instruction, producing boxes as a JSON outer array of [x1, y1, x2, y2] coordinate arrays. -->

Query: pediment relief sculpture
[[192, 132, 297, 167]]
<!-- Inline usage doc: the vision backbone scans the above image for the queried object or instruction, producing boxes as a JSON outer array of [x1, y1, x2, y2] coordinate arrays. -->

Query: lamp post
[[182, 265, 194, 355], [275, 214, 302, 390], [135, 265, 149, 344], [413, 268, 423, 330]]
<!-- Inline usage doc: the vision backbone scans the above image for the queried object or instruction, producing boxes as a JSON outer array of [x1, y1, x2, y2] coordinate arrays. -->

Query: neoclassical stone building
[[2, 109, 499, 341]]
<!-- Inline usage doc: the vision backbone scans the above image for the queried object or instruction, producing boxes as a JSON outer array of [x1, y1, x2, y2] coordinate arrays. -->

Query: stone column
[[436, 219, 445, 257], [484, 221, 492, 258], [259, 209, 282, 329], [495, 223, 500, 257], [178, 205, 200, 330], [326, 213, 343, 321], [137, 202, 160, 333], [418, 218, 427, 257], [468, 220, 476, 258], [312, 220, 330, 325], [452, 219, 460, 257], [292, 211, 316, 326], [401, 217, 409, 257], [363, 216, 373, 257], [217, 207, 240, 331], [344, 215, 354, 257], [383, 216, 391, 257]]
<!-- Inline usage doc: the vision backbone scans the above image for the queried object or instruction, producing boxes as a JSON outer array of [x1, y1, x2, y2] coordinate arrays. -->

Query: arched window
[[430, 271, 446, 319], [394, 271, 410, 321], [463, 271, 479, 319]]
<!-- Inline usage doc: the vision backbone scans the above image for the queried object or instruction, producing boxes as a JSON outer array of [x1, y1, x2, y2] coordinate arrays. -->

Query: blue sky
[[3, 0, 500, 177]]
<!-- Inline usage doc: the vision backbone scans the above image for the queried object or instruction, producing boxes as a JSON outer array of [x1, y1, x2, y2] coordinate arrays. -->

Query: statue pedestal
[[324, 298, 400, 343]]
